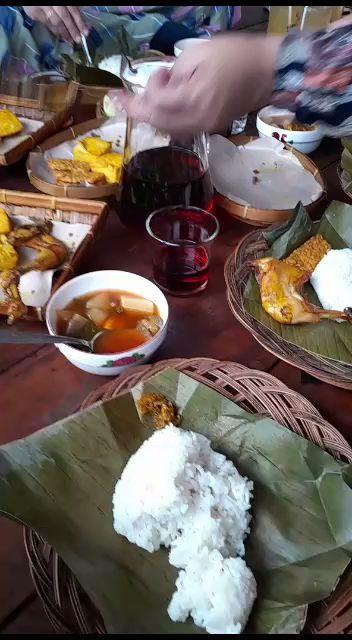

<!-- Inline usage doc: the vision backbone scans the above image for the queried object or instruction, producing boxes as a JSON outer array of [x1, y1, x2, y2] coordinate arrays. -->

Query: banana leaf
[[60, 54, 123, 88], [244, 201, 352, 365], [0, 368, 352, 635]]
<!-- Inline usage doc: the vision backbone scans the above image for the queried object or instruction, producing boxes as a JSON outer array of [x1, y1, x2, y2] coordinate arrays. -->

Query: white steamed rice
[[112, 424, 256, 634], [311, 248, 352, 312]]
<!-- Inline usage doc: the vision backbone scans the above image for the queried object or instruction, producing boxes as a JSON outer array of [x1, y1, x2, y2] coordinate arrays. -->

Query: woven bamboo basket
[[0, 87, 76, 166], [25, 358, 352, 634], [0, 189, 108, 321], [224, 230, 352, 389], [216, 136, 327, 227], [27, 117, 123, 199]]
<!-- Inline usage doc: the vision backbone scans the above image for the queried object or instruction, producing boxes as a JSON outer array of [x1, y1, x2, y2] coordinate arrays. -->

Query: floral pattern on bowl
[[100, 353, 145, 368]]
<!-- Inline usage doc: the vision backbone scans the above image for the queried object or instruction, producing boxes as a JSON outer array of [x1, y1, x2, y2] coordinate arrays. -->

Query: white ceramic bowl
[[257, 106, 323, 154], [174, 36, 210, 57], [46, 271, 169, 376]]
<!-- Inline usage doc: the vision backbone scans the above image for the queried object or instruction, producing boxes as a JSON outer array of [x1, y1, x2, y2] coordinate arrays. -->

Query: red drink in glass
[[146, 206, 219, 296]]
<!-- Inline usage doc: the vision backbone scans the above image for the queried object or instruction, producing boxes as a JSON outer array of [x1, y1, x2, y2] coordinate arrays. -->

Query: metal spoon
[[0, 329, 104, 353], [121, 53, 137, 75], [81, 34, 93, 66]]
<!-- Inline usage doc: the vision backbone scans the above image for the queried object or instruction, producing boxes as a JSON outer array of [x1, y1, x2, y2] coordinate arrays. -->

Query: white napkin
[[0, 214, 90, 308], [209, 135, 322, 210]]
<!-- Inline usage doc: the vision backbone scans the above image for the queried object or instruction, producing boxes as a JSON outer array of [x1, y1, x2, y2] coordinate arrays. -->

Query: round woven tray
[[224, 231, 352, 390], [25, 358, 352, 634]]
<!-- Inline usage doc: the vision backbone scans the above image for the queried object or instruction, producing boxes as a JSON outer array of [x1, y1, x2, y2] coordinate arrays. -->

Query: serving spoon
[[0, 329, 104, 353]]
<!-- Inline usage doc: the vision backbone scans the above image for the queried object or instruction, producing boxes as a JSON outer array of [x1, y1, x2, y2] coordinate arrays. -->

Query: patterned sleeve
[[272, 26, 352, 137]]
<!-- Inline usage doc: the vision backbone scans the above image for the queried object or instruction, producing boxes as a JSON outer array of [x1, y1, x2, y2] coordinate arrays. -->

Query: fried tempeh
[[284, 235, 331, 276]]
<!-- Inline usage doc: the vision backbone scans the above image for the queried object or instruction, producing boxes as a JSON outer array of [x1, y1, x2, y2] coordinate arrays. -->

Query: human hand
[[120, 34, 282, 136], [23, 6, 88, 44]]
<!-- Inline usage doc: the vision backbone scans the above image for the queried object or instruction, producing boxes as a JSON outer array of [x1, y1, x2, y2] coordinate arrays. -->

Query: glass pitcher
[[118, 118, 213, 227]]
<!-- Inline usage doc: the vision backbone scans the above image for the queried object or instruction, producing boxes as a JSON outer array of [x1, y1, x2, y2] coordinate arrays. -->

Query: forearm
[[272, 26, 352, 137]]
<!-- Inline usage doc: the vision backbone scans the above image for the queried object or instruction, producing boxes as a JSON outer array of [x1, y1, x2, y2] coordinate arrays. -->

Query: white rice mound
[[311, 248, 352, 312], [112, 424, 256, 634], [168, 549, 257, 635]]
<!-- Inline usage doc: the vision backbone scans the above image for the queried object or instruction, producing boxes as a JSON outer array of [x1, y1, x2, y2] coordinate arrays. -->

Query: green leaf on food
[[0, 368, 351, 635], [244, 200, 352, 366]]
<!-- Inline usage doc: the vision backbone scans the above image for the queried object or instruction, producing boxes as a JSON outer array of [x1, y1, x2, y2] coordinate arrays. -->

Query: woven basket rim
[[24, 357, 352, 635], [224, 230, 352, 389]]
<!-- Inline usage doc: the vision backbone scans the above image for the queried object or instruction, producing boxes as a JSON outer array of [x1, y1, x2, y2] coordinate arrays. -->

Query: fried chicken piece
[[16, 233, 68, 273], [0, 270, 27, 324], [137, 393, 179, 429], [7, 221, 51, 245], [0, 221, 68, 324], [253, 257, 352, 325], [284, 235, 331, 276]]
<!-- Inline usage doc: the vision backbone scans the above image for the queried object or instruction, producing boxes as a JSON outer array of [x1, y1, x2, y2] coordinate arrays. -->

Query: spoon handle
[[0, 330, 89, 348]]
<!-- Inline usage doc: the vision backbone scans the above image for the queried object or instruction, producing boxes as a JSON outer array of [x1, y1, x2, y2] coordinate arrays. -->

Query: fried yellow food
[[81, 137, 111, 156], [90, 162, 121, 184], [94, 152, 123, 167], [48, 159, 88, 172], [138, 393, 179, 429], [0, 235, 18, 270], [86, 152, 123, 184], [48, 158, 106, 186], [0, 208, 12, 234], [0, 270, 27, 324], [0, 109, 23, 138], [0, 221, 68, 324], [253, 256, 351, 325], [284, 235, 331, 276], [73, 141, 97, 165]]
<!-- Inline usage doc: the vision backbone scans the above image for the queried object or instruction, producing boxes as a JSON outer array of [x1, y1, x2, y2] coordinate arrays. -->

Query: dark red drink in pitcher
[[118, 121, 213, 226]]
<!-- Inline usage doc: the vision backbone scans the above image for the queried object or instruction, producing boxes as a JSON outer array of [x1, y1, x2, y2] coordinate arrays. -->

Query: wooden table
[[1, 7, 351, 635]]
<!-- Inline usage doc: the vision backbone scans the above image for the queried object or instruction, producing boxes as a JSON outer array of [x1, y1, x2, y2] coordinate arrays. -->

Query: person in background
[[121, 22, 352, 138], [0, 6, 241, 72]]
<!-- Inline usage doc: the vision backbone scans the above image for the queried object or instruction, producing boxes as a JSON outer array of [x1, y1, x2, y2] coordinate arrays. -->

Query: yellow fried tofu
[[95, 152, 123, 167], [0, 208, 12, 234], [73, 141, 97, 165], [81, 137, 111, 156], [0, 235, 18, 270], [284, 235, 331, 275], [90, 152, 123, 183], [0, 110, 23, 138], [90, 162, 121, 184]]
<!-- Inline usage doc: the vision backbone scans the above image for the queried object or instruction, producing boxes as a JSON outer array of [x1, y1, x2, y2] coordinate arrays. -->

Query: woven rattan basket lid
[[24, 358, 352, 634]]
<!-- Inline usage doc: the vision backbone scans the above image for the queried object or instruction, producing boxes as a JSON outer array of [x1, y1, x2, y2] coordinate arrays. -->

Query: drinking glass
[[146, 206, 219, 296], [118, 118, 213, 227]]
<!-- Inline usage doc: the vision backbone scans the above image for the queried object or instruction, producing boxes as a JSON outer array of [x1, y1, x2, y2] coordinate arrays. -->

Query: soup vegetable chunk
[[56, 290, 162, 354]]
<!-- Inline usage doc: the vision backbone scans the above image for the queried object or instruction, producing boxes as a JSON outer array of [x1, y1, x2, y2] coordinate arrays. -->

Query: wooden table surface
[[1, 7, 351, 635]]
